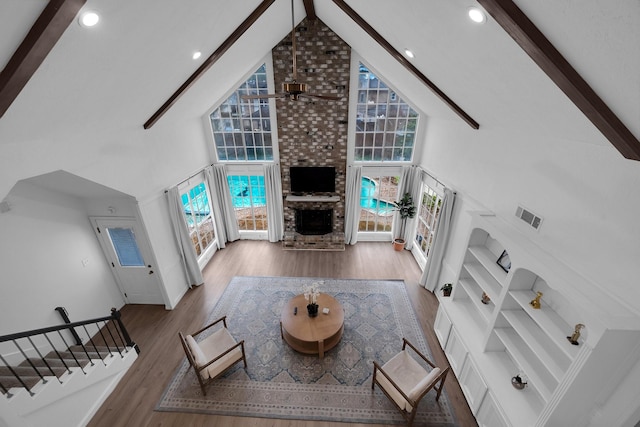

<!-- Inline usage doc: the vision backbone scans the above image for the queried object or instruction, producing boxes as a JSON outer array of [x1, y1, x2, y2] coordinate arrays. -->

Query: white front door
[[91, 217, 164, 304]]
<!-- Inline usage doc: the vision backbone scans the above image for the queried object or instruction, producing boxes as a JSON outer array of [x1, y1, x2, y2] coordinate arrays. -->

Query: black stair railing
[[0, 308, 139, 398]]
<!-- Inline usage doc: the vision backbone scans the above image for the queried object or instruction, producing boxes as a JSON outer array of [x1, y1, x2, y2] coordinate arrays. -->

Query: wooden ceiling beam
[[331, 0, 479, 129], [478, 0, 640, 160], [144, 0, 276, 129], [303, 0, 317, 21], [0, 0, 86, 118]]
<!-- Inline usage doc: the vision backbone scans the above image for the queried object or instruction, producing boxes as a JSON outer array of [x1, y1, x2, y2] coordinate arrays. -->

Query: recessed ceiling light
[[79, 11, 100, 27], [404, 49, 414, 58], [468, 7, 486, 23], [192, 51, 202, 60]]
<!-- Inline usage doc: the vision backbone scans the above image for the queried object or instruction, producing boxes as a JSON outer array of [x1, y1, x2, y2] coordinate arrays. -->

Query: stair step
[[1, 345, 119, 394], [22, 357, 90, 369], [0, 374, 43, 391], [0, 365, 67, 378]]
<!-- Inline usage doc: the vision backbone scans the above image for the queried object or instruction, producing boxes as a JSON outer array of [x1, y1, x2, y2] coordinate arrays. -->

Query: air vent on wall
[[515, 205, 543, 231]]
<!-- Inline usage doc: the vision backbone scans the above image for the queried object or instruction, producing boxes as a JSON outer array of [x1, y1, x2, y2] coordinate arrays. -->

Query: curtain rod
[[418, 166, 447, 190], [164, 164, 214, 193]]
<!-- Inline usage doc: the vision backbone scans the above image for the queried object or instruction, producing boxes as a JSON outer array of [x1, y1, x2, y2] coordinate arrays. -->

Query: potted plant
[[392, 192, 416, 251], [440, 283, 453, 297]]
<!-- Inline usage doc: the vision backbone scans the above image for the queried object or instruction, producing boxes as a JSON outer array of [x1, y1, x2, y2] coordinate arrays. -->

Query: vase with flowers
[[303, 282, 322, 317]]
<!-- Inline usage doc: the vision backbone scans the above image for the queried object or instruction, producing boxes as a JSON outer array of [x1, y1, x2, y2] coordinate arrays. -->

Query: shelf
[[464, 263, 502, 299], [494, 328, 556, 401], [510, 291, 579, 360], [501, 310, 569, 381], [286, 195, 340, 202], [459, 278, 494, 324], [475, 351, 542, 427], [468, 245, 508, 285]]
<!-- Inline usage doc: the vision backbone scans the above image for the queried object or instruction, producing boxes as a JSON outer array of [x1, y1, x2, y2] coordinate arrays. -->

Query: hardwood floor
[[87, 241, 477, 427]]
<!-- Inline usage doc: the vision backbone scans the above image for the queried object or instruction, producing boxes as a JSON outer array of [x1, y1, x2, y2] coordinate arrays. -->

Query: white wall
[[0, 182, 124, 337], [418, 118, 640, 315]]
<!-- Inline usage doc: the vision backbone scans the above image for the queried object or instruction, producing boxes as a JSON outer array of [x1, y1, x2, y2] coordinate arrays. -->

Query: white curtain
[[264, 163, 284, 242], [210, 164, 240, 243], [166, 187, 204, 288], [402, 166, 423, 250], [421, 187, 456, 291], [344, 165, 362, 245], [392, 166, 421, 250], [204, 166, 228, 249]]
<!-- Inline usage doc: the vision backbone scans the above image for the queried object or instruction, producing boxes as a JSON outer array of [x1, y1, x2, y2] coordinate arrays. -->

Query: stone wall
[[273, 18, 351, 233]]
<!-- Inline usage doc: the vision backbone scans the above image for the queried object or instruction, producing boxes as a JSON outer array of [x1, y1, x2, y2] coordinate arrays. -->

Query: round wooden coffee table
[[280, 293, 344, 358]]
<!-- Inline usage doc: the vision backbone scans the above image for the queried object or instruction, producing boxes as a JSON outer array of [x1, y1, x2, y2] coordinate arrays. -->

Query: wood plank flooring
[[87, 241, 477, 427]]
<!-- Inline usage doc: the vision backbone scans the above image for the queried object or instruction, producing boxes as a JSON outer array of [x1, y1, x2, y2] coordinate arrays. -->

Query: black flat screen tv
[[290, 166, 335, 193]]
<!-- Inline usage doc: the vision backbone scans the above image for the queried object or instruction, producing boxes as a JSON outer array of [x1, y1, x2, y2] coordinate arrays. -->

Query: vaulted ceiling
[[1, 0, 639, 160]]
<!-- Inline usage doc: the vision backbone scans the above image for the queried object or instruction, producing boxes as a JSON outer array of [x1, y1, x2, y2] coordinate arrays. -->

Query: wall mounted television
[[290, 166, 335, 193]]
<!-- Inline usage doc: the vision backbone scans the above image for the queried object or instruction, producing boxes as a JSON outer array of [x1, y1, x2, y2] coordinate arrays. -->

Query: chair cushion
[[408, 367, 441, 401], [198, 327, 243, 380], [185, 334, 207, 367], [377, 350, 436, 412]]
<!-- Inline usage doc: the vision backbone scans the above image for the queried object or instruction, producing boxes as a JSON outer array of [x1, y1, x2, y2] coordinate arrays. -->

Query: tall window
[[180, 181, 215, 257], [210, 64, 275, 161], [359, 174, 399, 232], [227, 175, 267, 231], [354, 63, 419, 162], [414, 183, 444, 259]]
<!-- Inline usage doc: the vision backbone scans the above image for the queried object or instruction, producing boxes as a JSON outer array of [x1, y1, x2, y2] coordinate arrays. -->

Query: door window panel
[[106, 228, 145, 267]]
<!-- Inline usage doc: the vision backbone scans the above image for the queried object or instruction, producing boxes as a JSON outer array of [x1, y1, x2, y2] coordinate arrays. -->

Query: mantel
[[285, 195, 340, 202]]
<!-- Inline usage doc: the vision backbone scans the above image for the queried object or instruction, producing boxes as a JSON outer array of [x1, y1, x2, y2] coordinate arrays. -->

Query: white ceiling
[[0, 0, 638, 195]]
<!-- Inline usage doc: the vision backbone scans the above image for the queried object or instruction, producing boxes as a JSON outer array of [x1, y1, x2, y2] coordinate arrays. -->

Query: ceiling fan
[[242, 0, 342, 102]]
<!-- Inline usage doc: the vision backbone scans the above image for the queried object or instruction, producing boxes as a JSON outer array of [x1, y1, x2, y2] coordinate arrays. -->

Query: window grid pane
[[354, 63, 419, 162], [358, 175, 399, 232], [181, 182, 215, 257], [227, 175, 267, 231], [414, 185, 443, 257], [210, 64, 274, 162]]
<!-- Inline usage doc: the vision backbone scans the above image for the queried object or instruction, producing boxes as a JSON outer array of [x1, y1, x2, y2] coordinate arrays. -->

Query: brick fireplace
[[274, 17, 350, 250]]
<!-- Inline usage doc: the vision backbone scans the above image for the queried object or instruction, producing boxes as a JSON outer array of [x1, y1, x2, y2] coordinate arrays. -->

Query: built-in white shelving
[[435, 212, 640, 427]]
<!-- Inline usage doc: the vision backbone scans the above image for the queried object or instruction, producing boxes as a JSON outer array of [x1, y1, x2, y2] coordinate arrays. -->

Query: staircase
[[0, 308, 138, 427]]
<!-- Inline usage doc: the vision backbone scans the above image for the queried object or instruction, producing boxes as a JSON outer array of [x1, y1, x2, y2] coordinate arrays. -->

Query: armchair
[[372, 338, 449, 426], [178, 316, 247, 395]]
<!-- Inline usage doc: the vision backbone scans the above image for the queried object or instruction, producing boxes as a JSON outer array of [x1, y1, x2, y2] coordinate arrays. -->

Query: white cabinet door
[[434, 307, 452, 348], [476, 390, 509, 427], [459, 356, 488, 414], [444, 327, 468, 375]]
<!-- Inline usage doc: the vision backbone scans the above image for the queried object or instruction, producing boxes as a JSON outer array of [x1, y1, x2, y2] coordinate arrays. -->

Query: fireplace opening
[[295, 209, 332, 235]]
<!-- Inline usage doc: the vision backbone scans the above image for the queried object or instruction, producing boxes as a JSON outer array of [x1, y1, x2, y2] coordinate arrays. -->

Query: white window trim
[[410, 172, 446, 268], [203, 54, 280, 164], [346, 52, 426, 166], [225, 164, 269, 240], [177, 172, 218, 268], [356, 165, 404, 242]]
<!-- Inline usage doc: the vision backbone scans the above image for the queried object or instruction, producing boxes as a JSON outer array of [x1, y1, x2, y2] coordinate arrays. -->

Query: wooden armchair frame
[[178, 316, 247, 396], [372, 338, 449, 426]]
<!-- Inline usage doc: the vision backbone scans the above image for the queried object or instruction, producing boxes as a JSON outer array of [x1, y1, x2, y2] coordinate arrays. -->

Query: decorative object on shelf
[[511, 374, 528, 390], [481, 291, 491, 304], [392, 192, 416, 251], [530, 291, 543, 309], [496, 249, 511, 272], [303, 281, 322, 317], [567, 323, 585, 345], [440, 283, 453, 297]]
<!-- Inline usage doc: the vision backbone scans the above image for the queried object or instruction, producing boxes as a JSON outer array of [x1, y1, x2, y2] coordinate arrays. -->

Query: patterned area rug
[[156, 276, 457, 426]]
